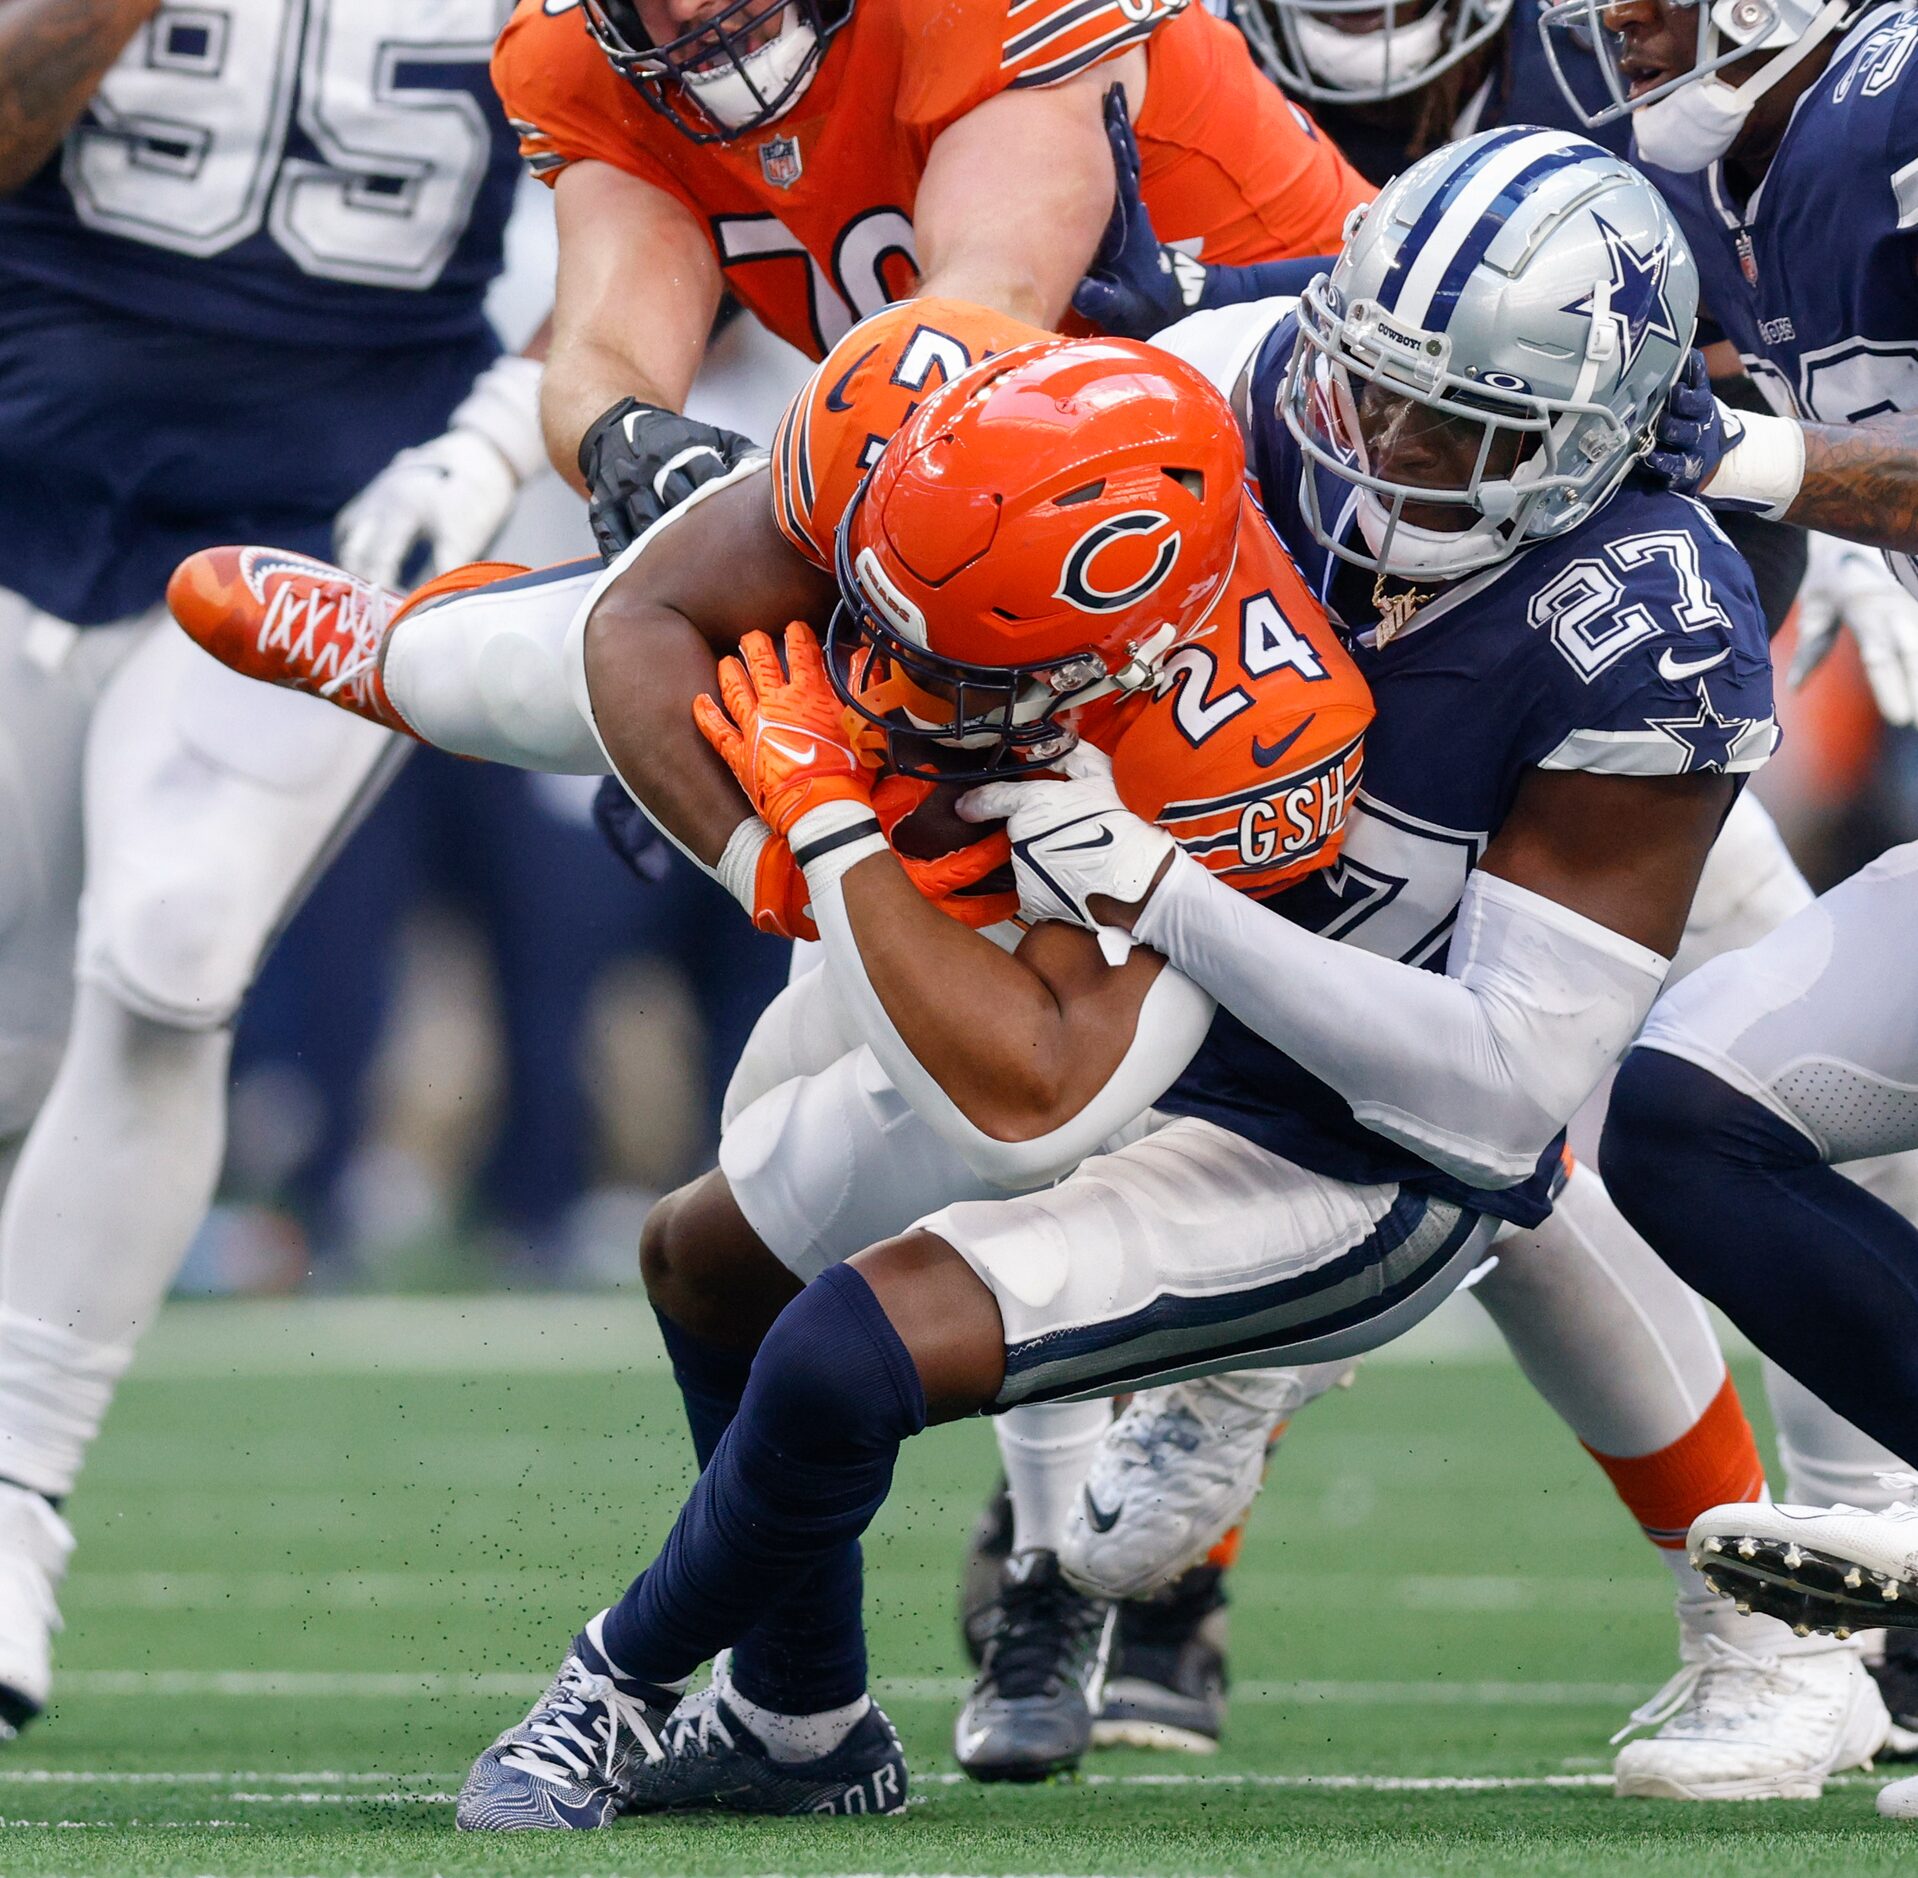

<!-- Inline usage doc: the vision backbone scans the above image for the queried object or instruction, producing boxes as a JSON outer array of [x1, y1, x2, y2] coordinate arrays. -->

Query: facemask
[[1290, 6, 1449, 94], [1630, 76, 1751, 170], [681, 8, 819, 129], [1355, 490, 1505, 580]]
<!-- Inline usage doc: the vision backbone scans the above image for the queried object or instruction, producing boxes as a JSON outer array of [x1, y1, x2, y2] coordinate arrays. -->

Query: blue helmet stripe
[[1374, 125, 1537, 315], [1421, 149, 1591, 332]]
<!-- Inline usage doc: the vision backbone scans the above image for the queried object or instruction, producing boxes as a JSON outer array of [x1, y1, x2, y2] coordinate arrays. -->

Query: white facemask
[[1630, 76, 1752, 170], [681, 8, 819, 129], [1355, 490, 1505, 580], [1289, 6, 1449, 93]]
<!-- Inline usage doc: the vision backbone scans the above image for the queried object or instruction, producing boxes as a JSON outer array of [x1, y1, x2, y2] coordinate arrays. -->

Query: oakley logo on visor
[[1056, 511, 1182, 615]]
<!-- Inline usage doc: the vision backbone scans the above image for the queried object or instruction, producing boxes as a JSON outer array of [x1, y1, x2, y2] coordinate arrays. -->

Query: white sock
[[0, 985, 229, 1496], [381, 568, 606, 773], [996, 1400, 1111, 1556], [718, 1657, 869, 1763]]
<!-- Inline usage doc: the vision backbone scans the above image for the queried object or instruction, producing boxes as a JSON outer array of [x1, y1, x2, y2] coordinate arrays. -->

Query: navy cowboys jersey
[[1639, 3, 1918, 593], [0, 1, 522, 625], [1150, 305, 1776, 1226]]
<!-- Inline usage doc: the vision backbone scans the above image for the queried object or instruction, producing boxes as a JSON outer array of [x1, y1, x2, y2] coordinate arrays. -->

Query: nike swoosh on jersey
[[1252, 717, 1313, 769], [824, 345, 881, 413], [1657, 648, 1731, 681], [1083, 1489, 1122, 1534]]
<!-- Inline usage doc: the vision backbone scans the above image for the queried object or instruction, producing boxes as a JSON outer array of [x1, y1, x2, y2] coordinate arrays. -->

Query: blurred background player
[[0, 0, 564, 1733]]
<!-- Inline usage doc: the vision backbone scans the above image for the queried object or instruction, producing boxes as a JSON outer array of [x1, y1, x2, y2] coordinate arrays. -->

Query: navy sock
[[1606, 1047, 1918, 1466], [603, 1265, 926, 1697], [653, 1308, 872, 1714]]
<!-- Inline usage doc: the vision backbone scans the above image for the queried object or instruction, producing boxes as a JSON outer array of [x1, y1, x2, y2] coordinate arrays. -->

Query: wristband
[[449, 353, 547, 483], [715, 817, 773, 915], [790, 801, 886, 885], [1704, 409, 1806, 521]]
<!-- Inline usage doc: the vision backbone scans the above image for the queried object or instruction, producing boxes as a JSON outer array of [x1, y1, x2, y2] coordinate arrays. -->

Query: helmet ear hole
[[1164, 467, 1206, 500]]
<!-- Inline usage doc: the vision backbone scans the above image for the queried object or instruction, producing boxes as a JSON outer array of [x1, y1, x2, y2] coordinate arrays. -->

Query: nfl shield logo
[[760, 135, 803, 189], [1735, 229, 1758, 286]]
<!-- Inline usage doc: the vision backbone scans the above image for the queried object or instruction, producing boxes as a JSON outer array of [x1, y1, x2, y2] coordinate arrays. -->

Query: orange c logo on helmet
[[1056, 511, 1182, 615]]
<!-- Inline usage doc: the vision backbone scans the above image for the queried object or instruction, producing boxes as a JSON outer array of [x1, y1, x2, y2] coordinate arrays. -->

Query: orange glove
[[694, 623, 873, 839], [872, 775, 1019, 931], [748, 835, 820, 943]]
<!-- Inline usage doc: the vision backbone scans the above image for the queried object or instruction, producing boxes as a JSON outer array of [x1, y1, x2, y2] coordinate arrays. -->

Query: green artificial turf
[[0, 1294, 1908, 1876]]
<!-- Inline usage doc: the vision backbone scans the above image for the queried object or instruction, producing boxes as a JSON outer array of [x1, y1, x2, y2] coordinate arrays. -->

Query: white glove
[[335, 352, 546, 588], [958, 746, 1175, 965], [1791, 532, 1918, 728]]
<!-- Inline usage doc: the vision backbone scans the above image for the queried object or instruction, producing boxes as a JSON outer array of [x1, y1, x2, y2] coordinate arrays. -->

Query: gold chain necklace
[[1370, 569, 1433, 646]]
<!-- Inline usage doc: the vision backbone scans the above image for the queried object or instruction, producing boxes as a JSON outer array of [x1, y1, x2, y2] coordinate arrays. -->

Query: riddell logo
[[1056, 511, 1181, 615]]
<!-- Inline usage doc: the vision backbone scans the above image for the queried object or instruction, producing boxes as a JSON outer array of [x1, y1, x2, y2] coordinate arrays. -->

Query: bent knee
[[77, 878, 256, 1026], [640, 1171, 797, 1347]]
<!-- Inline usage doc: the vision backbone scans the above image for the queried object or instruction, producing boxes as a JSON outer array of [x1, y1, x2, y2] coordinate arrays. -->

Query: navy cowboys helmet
[[1233, 0, 1515, 105], [582, 0, 853, 142], [1282, 125, 1699, 580]]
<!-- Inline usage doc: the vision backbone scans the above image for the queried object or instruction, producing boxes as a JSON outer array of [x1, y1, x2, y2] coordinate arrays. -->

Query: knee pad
[[77, 869, 262, 1028]]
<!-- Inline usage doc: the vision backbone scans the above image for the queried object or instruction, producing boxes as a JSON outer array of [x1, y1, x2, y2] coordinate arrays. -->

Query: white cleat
[[0, 1484, 73, 1739], [1688, 1489, 1918, 1634], [1061, 1368, 1336, 1600], [1878, 1771, 1918, 1818], [1612, 1635, 1889, 1801]]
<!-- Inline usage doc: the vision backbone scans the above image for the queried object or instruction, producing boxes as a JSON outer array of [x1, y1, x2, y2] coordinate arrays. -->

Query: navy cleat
[[456, 1622, 680, 1831], [1095, 1563, 1229, 1753], [621, 1677, 910, 1815], [955, 1549, 1114, 1782]]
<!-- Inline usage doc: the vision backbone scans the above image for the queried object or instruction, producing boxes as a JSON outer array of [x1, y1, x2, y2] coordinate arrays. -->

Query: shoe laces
[[661, 1684, 737, 1760], [312, 580, 396, 703], [1611, 1635, 1793, 1746], [501, 1658, 665, 1786], [986, 1567, 1108, 1700]]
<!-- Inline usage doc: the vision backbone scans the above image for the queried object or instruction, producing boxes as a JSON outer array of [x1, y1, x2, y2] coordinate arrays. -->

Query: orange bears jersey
[[770, 299, 1373, 897], [494, 0, 1369, 361]]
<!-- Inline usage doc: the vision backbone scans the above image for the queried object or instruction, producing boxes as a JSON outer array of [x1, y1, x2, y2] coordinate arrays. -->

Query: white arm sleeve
[[1132, 854, 1669, 1189], [806, 861, 1217, 1192]]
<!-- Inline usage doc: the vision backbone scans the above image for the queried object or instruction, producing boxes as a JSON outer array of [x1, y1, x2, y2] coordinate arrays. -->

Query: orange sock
[[1583, 1372, 1767, 1551]]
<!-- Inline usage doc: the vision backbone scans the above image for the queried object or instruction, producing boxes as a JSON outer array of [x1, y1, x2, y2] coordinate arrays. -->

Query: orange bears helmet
[[828, 335, 1246, 778]]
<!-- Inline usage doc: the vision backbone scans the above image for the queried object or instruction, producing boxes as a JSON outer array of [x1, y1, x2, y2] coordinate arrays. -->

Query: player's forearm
[[835, 854, 1076, 1131], [1782, 415, 1918, 553], [540, 334, 684, 496], [1128, 856, 1667, 1189], [0, 0, 158, 194]]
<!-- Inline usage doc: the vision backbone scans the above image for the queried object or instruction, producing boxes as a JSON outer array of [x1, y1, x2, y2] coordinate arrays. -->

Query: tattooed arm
[[0, 0, 160, 196], [1781, 416, 1918, 553]]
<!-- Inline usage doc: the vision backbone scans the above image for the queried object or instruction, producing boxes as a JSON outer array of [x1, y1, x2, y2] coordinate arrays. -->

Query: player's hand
[[1070, 87, 1207, 340], [1642, 349, 1742, 499], [579, 398, 764, 562], [1792, 532, 1918, 727], [958, 746, 1176, 964], [694, 623, 873, 837], [336, 354, 544, 586], [873, 774, 1019, 930]]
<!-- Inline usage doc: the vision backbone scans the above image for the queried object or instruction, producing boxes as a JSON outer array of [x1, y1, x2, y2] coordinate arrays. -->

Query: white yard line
[[126, 1292, 1546, 1381], [62, 1569, 1657, 1615], [42, 1669, 1657, 1705]]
